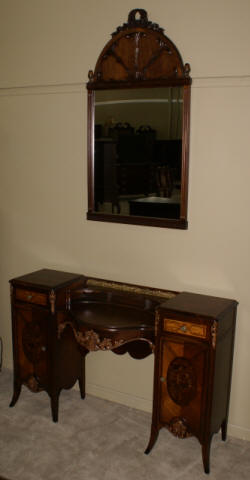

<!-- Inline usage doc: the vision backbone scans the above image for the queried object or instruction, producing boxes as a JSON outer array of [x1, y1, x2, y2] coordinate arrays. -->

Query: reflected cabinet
[[87, 9, 191, 228]]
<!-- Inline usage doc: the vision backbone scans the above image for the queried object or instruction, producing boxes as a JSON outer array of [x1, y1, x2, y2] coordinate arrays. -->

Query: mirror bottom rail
[[87, 211, 188, 229]]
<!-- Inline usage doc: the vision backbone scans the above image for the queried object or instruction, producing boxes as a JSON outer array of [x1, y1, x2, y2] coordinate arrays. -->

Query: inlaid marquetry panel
[[159, 338, 208, 438], [16, 288, 47, 306], [14, 307, 49, 387], [22, 319, 46, 364], [164, 318, 207, 339], [167, 357, 197, 406]]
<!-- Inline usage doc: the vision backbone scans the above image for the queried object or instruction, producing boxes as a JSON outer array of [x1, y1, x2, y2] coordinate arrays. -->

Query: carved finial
[[211, 320, 217, 349], [184, 63, 191, 77], [49, 289, 56, 315], [128, 9, 148, 25], [88, 70, 94, 81], [66, 289, 71, 311], [155, 310, 160, 337], [112, 9, 164, 36]]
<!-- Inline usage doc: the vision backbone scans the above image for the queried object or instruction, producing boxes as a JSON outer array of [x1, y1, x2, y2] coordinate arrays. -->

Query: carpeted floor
[[0, 368, 250, 480]]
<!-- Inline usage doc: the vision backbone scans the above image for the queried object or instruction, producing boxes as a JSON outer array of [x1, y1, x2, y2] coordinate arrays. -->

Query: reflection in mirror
[[94, 87, 183, 220]]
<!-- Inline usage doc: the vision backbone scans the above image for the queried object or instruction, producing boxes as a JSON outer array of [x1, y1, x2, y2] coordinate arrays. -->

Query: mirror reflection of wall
[[94, 87, 183, 219]]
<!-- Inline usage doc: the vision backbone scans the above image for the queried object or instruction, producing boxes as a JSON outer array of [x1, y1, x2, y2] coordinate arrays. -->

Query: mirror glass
[[93, 87, 183, 220]]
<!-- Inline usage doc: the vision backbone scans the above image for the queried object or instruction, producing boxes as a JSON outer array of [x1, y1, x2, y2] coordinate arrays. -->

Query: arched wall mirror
[[87, 9, 191, 229]]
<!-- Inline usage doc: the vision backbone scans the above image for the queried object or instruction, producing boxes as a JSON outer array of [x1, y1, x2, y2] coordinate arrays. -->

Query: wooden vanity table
[[10, 268, 237, 474]]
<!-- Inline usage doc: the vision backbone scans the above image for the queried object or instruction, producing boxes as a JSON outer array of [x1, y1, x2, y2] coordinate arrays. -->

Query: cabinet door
[[159, 337, 209, 441], [13, 305, 50, 389]]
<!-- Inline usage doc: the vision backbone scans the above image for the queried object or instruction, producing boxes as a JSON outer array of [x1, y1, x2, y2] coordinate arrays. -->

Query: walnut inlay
[[167, 357, 197, 406], [164, 318, 207, 339], [22, 320, 46, 363], [16, 288, 47, 306]]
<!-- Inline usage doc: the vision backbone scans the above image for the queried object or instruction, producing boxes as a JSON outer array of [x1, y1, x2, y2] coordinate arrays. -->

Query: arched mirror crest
[[87, 9, 191, 229]]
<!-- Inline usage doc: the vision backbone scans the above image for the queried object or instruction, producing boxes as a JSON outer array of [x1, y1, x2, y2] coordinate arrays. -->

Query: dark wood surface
[[158, 291, 237, 318], [72, 303, 154, 330], [87, 211, 188, 229], [87, 9, 191, 229], [9, 269, 237, 474], [10, 269, 86, 422], [9, 268, 176, 421], [10, 268, 83, 290], [129, 196, 180, 219]]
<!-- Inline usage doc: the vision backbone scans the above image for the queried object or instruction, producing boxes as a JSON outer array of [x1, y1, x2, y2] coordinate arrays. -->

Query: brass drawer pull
[[41, 346, 47, 352], [160, 376, 166, 383], [180, 325, 187, 332], [27, 295, 33, 300]]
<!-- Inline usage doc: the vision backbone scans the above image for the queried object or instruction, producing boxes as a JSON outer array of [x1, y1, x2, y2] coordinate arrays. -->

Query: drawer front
[[15, 288, 48, 306], [163, 318, 207, 339]]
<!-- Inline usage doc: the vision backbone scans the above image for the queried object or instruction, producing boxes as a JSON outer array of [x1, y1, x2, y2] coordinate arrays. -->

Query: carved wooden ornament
[[58, 321, 154, 353], [49, 289, 56, 314], [87, 9, 191, 88], [74, 329, 124, 351], [58, 322, 124, 351], [168, 416, 192, 439], [25, 376, 42, 393], [211, 320, 217, 349]]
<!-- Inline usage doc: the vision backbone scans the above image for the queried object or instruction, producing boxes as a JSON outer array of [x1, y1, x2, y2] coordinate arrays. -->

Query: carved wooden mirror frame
[[87, 9, 191, 229]]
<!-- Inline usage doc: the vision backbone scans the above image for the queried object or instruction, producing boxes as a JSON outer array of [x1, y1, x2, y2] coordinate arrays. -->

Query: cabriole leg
[[145, 425, 160, 454], [9, 380, 22, 407], [78, 356, 86, 399], [50, 391, 60, 422], [221, 419, 228, 441], [202, 437, 212, 474]]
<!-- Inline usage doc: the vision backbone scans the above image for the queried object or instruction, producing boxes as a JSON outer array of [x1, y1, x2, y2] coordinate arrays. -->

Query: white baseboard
[[85, 382, 250, 442], [4, 368, 250, 441], [228, 423, 250, 442], [86, 382, 152, 413]]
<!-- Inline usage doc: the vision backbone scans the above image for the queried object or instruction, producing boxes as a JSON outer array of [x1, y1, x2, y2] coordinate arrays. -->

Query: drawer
[[15, 288, 48, 306], [163, 318, 207, 339]]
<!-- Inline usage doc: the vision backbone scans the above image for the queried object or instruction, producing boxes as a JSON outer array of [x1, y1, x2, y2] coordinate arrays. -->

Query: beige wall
[[1, 0, 250, 440]]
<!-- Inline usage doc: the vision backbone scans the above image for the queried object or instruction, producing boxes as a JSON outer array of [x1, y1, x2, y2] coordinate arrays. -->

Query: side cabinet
[[10, 269, 85, 421], [145, 292, 238, 474]]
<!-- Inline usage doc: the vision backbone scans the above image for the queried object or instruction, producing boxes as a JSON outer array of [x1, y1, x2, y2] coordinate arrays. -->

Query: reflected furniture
[[10, 268, 237, 473], [87, 9, 191, 229], [129, 196, 180, 218], [95, 134, 182, 213]]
